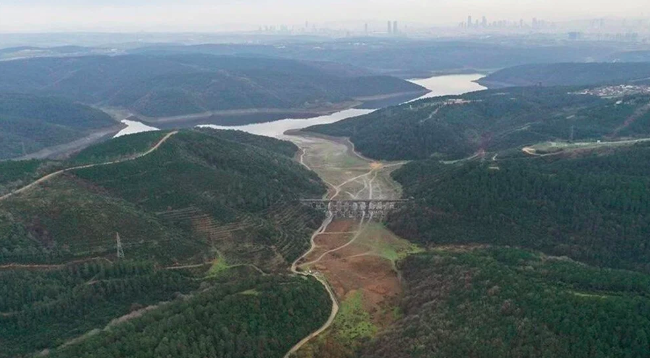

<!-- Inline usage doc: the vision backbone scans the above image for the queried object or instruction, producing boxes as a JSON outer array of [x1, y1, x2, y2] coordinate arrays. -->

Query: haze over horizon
[[0, 0, 647, 32]]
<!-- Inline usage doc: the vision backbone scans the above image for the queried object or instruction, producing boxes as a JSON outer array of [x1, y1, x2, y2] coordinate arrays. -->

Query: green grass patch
[[334, 291, 377, 342], [356, 222, 423, 264], [238, 289, 261, 296], [207, 255, 230, 277]]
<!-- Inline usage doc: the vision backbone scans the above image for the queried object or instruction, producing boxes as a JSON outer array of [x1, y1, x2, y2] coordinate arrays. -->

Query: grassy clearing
[[207, 254, 230, 277], [525, 137, 650, 155], [238, 289, 261, 296], [570, 291, 611, 299], [355, 223, 422, 264], [334, 291, 377, 342]]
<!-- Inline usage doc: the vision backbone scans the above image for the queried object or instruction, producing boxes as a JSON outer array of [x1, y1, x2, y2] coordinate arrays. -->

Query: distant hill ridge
[[0, 93, 116, 160], [478, 62, 650, 88], [0, 54, 427, 118]]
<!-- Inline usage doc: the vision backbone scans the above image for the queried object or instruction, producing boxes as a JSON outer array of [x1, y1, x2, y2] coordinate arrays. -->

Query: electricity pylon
[[116, 233, 125, 259]]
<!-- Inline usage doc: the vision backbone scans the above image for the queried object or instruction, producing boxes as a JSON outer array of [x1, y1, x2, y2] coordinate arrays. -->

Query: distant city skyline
[[0, 0, 647, 32]]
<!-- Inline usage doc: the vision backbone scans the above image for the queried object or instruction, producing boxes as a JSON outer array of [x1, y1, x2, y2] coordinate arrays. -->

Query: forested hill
[[388, 143, 650, 273], [477, 62, 650, 88], [0, 54, 426, 118], [305, 86, 650, 161], [0, 129, 332, 358], [0, 128, 325, 270], [363, 247, 650, 358], [0, 93, 116, 160]]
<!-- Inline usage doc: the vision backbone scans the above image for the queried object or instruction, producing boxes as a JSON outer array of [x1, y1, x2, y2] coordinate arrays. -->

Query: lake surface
[[114, 119, 159, 138], [117, 74, 486, 139], [409, 74, 486, 100]]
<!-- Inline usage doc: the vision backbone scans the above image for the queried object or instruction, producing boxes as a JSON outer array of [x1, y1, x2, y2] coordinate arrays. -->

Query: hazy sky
[[0, 0, 647, 32]]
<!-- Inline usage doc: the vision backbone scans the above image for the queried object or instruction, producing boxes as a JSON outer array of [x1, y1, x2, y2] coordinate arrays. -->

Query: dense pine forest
[[389, 143, 650, 273], [0, 260, 200, 358], [0, 128, 332, 357], [49, 271, 330, 358], [306, 86, 650, 160], [0, 129, 325, 269], [362, 247, 650, 358], [0, 261, 330, 358]]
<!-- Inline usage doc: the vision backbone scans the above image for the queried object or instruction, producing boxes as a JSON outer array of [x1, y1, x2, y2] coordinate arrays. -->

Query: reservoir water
[[114, 119, 159, 138], [116, 74, 486, 139]]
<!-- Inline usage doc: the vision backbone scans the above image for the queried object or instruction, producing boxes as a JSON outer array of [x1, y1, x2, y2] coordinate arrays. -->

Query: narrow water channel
[[114, 74, 486, 139]]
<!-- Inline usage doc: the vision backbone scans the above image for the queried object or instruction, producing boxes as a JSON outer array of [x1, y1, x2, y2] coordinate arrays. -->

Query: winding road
[[0, 131, 178, 202], [284, 135, 391, 358]]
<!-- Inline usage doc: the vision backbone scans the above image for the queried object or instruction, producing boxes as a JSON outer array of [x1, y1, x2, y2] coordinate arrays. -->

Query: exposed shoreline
[[9, 124, 125, 162], [129, 90, 430, 127]]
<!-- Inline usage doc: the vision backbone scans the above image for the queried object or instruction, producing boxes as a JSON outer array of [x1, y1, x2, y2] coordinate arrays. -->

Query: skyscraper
[[387, 21, 392, 34], [482, 16, 487, 28], [467, 16, 473, 28], [365, 23, 368, 35], [393, 21, 398, 34]]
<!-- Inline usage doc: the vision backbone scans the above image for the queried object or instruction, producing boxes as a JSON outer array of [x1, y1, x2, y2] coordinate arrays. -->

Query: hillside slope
[[0, 129, 325, 270], [363, 247, 650, 358], [388, 143, 650, 273], [477, 62, 650, 88], [0, 93, 116, 160], [0, 54, 426, 118], [0, 129, 332, 358], [306, 86, 650, 160]]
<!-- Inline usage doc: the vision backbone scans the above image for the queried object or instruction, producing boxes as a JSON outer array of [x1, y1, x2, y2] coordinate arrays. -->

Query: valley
[[4, 44, 650, 358], [283, 133, 420, 357]]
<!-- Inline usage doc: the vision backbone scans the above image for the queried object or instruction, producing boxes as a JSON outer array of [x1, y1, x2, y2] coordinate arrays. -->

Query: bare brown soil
[[431, 244, 490, 253], [286, 133, 412, 357], [323, 221, 357, 233], [308, 220, 402, 327], [303, 233, 355, 264], [325, 253, 401, 321]]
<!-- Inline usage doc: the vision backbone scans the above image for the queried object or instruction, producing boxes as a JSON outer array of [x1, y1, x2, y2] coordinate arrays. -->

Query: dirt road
[[0, 131, 177, 202], [283, 133, 405, 357], [14, 125, 125, 161]]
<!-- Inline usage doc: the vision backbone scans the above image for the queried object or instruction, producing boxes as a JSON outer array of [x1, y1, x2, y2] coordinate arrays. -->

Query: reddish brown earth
[[304, 220, 402, 327]]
